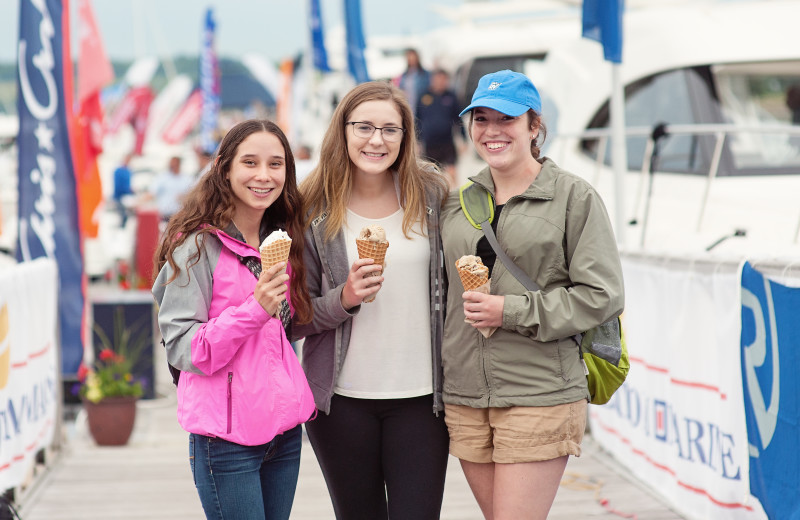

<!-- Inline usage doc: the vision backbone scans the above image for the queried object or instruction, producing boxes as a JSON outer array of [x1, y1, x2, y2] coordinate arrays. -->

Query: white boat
[[418, 5, 800, 519], [428, 0, 800, 259]]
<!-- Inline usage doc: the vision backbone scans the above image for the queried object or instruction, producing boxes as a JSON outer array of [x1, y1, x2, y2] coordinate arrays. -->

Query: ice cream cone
[[260, 238, 292, 276], [457, 265, 489, 292], [356, 239, 389, 302]]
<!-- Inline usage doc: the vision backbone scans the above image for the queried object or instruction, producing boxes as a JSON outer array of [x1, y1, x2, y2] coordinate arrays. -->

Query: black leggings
[[305, 394, 449, 520]]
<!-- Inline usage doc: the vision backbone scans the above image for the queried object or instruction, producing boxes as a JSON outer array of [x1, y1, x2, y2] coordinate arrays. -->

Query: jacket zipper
[[226, 372, 233, 434]]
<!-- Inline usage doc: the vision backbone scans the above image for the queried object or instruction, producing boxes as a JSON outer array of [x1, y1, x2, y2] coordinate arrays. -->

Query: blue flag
[[582, 0, 623, 63], [309, 0, 331, 72], [17, 0, 85, 375], [200, 7, 220, 154], [344, 0, 369, 84], [740, 262, 800, 519]]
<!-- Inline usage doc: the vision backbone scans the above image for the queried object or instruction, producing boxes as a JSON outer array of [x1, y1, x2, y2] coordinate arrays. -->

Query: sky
[[2, 0, 463, 63]]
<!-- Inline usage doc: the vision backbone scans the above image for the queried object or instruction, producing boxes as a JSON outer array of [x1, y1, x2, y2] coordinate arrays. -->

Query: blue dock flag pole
[[344, 0, 370, 84], [309, 0, 331, 72], [583, 0, 627, 247], [199, 7, 220, 154]]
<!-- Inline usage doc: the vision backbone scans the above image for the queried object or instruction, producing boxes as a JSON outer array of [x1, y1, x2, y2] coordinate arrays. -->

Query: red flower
[[99, 348, 116, 362], [77, 363, 90, 382]]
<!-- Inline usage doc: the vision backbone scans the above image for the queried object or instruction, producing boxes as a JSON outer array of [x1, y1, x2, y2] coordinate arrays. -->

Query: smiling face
[[345, 99, 403, 179], [471, 107, 537, 173], [228, 131, 286, 224]]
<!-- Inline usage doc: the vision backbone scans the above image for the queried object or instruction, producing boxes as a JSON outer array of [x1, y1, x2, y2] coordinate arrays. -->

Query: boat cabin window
[[581, 61, 800, 176], [714, 61, 800, 173], [582, 67, 718, 175]]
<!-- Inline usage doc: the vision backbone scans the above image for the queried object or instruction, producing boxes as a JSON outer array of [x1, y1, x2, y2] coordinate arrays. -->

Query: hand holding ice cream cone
[[456, 255, 497, 338], [260, 229, 292, 278]]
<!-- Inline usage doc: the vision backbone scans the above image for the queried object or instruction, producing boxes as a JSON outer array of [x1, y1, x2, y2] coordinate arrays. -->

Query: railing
[[549, 123, 800, 249]]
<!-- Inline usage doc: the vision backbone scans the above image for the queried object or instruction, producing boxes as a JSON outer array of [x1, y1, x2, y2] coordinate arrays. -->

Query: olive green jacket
[[440, 158, 624, 408]]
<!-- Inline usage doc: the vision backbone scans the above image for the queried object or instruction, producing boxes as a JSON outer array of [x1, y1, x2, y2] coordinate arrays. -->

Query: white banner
[[0, 258, 59, 491], [590, 256, 767, 520]]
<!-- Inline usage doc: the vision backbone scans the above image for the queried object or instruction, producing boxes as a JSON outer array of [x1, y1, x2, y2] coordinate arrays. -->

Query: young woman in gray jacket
[[293, 81, 449, 520]]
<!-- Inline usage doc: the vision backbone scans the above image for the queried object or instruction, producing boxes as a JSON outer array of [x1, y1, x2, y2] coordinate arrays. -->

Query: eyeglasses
[[345, 121, 406, 142]]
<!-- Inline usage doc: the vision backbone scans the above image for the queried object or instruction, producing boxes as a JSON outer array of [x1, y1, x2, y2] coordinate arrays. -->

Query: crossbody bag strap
[[482, 220, 585, 347], [479, 220, 539, 292]]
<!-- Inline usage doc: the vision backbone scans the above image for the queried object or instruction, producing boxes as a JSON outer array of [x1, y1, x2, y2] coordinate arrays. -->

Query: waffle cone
[[356, 239, 389, 273], [456, 264, 489, 292], [260, 238, 292, 275], [356, 239, 389, 302]]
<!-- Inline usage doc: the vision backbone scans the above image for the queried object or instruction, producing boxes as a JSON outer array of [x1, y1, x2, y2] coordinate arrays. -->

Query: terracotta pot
[[83, 395, 138, 446]]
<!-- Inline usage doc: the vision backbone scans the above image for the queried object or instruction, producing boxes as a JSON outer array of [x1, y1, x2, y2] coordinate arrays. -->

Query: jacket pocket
[[226, 371, 233, 434]]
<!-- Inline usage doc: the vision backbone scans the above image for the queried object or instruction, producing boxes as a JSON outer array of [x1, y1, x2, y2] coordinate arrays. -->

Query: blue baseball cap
[[459, 70, 542, 117]]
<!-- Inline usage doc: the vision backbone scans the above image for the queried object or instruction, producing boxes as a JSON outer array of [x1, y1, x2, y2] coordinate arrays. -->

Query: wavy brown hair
[[154, 119, 312, 324], [300, 81, 447, 240]]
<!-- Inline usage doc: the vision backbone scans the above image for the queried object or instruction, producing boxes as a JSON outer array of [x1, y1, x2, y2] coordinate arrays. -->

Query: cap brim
[[459, 98, 531, 118]]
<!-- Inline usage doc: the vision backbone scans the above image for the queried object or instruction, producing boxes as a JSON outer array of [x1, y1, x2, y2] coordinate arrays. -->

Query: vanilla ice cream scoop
[[260, 229, 292, 249], [455, 255, 489, 276], [357, 225, 387, 243]]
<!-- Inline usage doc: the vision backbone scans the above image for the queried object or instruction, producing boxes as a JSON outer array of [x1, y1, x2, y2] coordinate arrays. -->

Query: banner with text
[[590, 257, 767, 520], [0, 259, 59, 491], [17, 0, 86, 375], [740, 262, 800, 520]]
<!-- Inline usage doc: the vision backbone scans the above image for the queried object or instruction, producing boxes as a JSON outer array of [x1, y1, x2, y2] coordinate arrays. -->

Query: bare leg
[[460, 460, 496, 520], [493, 456, 569, 520]]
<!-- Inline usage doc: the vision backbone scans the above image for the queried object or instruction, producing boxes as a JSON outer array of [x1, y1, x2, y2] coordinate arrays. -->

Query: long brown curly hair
[[300, 81, 447, 241], [153, 119, 312, 324]]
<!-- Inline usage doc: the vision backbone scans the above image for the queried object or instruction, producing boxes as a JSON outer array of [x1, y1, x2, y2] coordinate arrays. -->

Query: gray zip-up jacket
[[292, 187, 446, 415]]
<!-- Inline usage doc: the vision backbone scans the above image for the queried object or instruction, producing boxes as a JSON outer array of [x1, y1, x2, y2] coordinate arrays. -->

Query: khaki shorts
[[444, 400, 587, 464]]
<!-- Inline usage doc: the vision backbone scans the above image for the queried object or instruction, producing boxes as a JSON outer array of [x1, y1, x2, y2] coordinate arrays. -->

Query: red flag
[[162, 89, 203, 144], [106, 86, 153, 153], [75, 0, 114, 238], [131, 87, 154, 155], [107, 87, 139, 134], [77, 0, 113, 102]]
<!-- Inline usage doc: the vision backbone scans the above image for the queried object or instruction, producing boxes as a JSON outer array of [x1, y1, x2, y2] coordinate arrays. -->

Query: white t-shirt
[[335, 208, 433, 399]]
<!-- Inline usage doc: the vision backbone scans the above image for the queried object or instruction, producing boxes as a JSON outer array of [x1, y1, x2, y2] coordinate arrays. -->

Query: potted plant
[[77, 306, 147, 446]]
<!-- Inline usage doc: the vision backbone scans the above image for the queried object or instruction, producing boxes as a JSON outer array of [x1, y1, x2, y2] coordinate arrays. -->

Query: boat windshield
[[714, 60, 800, 172], [580, 60, 800, 176]]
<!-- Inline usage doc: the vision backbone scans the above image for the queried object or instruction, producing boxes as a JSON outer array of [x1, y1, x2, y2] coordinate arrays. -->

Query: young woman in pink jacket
[[153, 120, 315, 520]]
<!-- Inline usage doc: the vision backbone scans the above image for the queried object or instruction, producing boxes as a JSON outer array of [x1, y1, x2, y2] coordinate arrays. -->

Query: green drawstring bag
[[576, 316, 629, 405], [459, 180, 629, 405]]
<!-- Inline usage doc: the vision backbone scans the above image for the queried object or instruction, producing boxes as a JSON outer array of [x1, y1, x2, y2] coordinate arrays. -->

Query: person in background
[[416, 68, 466, 188], [150, 155, 193, 223], [112, 152, 135, 227], [152, 120, 315, 520], [395, 48, 430, 117], [293, 144, 316, 185], [440, 70, 624, 520], [295, 81, 450, 520], [195, 148, 214, 177], [786, 83, 800, 125]]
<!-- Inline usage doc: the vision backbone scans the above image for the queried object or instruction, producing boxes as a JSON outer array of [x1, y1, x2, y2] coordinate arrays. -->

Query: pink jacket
[[153, 229, 315, 446]]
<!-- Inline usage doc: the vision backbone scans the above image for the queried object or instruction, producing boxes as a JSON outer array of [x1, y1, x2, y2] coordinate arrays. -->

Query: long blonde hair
[[300, 81, 447, 240]]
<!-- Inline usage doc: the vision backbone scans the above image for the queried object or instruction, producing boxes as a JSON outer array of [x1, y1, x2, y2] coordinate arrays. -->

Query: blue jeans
[[190, 425, 302, 520]]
